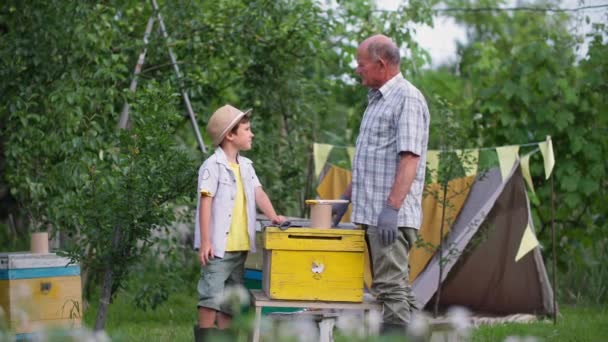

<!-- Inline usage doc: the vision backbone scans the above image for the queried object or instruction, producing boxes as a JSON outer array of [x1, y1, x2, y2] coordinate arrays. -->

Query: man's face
[[355, 45, 383, 89], [229, 121, 254, 151]]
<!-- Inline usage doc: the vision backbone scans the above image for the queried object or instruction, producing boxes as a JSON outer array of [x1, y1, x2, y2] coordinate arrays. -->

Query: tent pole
[[551, 173, 557, 324]]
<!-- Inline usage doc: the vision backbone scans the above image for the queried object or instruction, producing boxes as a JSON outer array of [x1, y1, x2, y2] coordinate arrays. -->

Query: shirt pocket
[[216, 169, 236, 202], [369, 105, 395, 143]]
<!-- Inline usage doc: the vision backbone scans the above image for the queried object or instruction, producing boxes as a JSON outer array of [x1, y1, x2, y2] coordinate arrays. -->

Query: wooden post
[[551, 173, 557, 324]]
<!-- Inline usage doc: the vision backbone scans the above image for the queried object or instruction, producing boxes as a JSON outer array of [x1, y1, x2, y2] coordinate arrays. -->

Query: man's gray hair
[[368, 40, 400, 66]]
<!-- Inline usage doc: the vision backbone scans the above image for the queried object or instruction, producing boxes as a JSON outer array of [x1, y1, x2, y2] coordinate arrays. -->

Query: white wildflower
[[447, 306, 471, 333], [336, 312, 364, 337], [366, 309, 383, 336], [408, 311, 431, 338]]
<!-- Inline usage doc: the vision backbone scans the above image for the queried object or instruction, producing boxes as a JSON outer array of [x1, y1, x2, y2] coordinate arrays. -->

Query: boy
[[194, 104, 285, 340]]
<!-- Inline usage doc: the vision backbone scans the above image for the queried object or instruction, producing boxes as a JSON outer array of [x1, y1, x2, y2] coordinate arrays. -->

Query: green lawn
[[471, 306, 608, 342], [84, 292, 197, 342], [83, 292, 608, 341]]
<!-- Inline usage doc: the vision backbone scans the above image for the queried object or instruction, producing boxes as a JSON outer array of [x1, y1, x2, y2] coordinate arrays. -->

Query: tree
[[2, 1, 195, 329]]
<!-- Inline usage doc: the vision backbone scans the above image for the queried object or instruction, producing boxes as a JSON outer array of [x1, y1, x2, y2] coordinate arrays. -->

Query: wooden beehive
[[262, 227, 365, 302], [0, 252, 82, 336]]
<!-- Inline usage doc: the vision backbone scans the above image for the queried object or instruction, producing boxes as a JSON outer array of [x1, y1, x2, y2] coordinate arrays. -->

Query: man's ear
[[377, 57, 387, 69]]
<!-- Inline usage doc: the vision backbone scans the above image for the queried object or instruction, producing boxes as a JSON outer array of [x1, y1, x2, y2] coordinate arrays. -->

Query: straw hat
[[206, 104, 252, 146]]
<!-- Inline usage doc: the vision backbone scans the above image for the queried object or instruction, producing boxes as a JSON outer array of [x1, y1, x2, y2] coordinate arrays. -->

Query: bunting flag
[[496, 145, 520, 180], [313, 137, 554, 186], [462, 149, 479, 177], [520, 152, 535, 194], [426, 150, 440, 183], [347, 146, 355, 164], [313, 143, 333, 178], [515, 224, 540, 262], [539, 136, 555, 180]]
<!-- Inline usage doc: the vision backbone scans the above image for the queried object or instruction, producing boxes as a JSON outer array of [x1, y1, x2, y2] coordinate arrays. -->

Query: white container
[[305, 199, 349, 228], [30, 232, 49, 254]]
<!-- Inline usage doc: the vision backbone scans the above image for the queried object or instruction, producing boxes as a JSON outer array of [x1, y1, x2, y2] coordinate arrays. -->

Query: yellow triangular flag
[[539, 136, 555, 180], [347, 147, 355, 164], [426, 150, 440, 183], [313, 143, 333, 178], [462, 149, 479, 177], [515, 224, 540, 262], [520, 152, 535, 194], [496, 145, 520, 180]]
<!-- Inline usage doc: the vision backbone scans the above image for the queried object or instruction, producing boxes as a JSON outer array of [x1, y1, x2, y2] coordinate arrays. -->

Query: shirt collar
[[366, 72, 403, 102], [214, 147, 231, 166], [214, 147, 250, 167], [378, 72, 403, 97]]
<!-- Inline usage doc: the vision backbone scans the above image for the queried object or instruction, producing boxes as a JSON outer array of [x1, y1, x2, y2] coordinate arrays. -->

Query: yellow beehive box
[[262, 227, 365, 302], [0, 252, 82, 337]]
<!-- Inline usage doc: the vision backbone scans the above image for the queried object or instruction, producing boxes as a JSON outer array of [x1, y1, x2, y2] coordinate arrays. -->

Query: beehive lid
[[263, 227, 365, 251], [0, 252, 76, 270]]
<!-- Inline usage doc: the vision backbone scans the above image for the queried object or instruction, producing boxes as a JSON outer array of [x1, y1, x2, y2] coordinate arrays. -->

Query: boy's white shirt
[[194, 147, 261, 257]]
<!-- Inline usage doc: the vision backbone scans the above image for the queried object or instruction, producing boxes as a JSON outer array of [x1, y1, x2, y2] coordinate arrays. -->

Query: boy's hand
[[199, 242, 214, 266], [271, 215, 287, 225]]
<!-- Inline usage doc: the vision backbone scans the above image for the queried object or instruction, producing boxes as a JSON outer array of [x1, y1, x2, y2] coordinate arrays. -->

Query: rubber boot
[[193, 325, 217, 342]]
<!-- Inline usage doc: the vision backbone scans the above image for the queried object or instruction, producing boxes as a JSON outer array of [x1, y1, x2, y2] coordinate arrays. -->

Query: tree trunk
[[94, 226, 122, 330], [94, 265, 114, 331]]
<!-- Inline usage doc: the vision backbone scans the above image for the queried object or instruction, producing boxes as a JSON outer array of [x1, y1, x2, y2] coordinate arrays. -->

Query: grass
[[82, 290, 608, 342], [83, 291, 197, 341], [471, 306, 608, 341]]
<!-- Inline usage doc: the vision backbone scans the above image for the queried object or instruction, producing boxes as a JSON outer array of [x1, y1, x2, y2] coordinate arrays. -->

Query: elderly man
[[334, 34, 430, 333]]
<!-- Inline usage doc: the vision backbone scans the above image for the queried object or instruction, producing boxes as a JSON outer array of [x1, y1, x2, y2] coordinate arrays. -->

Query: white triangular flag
[[520, 152, 535, 194], [496, 145, 520, 180], [539, 136, 555, 180], [426, 150, 440, 183], [346, 147, 355, 164], [515, 224, 540, 262], [313, 143, 332, 178]]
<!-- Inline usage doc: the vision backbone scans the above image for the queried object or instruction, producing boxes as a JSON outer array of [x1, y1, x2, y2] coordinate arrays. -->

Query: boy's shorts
[[197, 251, 248, 314]]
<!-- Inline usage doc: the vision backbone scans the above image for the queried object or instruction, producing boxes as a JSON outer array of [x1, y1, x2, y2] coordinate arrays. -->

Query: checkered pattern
[[352, 73, 430, 229]]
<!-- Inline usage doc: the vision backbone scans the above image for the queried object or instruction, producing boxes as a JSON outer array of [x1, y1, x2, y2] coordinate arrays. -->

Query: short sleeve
[[250, 166, 262, 188], [397, 96, 428, 156], [198, 160, 218, 197]]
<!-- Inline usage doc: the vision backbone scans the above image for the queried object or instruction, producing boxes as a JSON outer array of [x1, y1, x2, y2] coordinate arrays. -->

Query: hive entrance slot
[[287, 235, 342, 240]]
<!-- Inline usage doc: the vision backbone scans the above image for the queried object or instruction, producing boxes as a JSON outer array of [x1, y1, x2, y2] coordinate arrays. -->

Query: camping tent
[[412, 163, 554, 315]]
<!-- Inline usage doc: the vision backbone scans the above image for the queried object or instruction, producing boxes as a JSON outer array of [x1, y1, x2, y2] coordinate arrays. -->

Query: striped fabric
[[352, 73, 430, 229]]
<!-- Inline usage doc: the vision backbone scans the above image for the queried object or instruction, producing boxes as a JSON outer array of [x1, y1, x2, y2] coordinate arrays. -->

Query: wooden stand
[[249, 289, 381, 342]]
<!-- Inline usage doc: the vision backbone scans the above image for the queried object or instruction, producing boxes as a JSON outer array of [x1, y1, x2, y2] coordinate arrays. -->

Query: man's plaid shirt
[[351, 73, 430, 229]]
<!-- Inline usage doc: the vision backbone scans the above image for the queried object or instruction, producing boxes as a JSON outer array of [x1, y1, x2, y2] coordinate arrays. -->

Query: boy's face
[[227, 121, 254, 151]]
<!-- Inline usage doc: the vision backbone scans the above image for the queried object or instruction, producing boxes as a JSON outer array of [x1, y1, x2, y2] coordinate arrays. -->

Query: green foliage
[[555, 228, 608, 305], [129, 229, 200, 311], [0, 223, 29, 252], [2, 1, 140, 231], [56, 82, 195, 292]]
